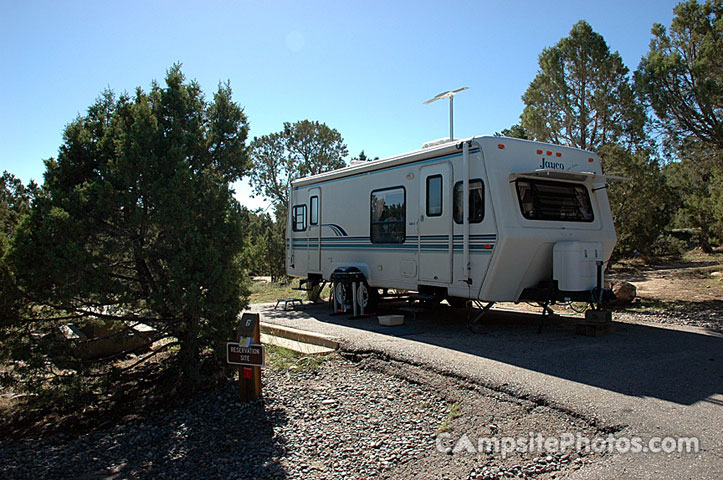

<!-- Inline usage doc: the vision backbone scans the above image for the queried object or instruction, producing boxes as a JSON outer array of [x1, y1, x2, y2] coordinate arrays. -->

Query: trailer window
[[370, 187, 405, 243], [426, 175, 443, 217], [453, 180, 484, 224], [310, 196, 319, 225], [515, 179, 593, 222], [292, 205, 307, 231]]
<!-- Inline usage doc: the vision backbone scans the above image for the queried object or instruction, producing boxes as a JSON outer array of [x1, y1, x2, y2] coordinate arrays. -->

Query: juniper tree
[[8, 65, 250, 387]]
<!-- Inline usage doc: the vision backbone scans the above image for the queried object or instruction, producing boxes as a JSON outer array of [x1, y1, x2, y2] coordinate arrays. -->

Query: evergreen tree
[[520, 21, 672, 257], [249, 120, 347, 210], [637, 0, 723, 151], [521, 21, 646, 151], [7, 65, 250, 388]]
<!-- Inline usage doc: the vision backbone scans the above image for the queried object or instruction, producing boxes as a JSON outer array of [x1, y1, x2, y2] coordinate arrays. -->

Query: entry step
[[274, 298, 304, 310]]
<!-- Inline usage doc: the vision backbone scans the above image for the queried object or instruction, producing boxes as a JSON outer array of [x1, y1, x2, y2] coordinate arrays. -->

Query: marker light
[[588, 157, 595, 162], [483, 244, 493, 249], [546, 151, 552, 155], [556, 152, 562, 157], [536, 149, 543, 154], [498, 144, 505, 149]]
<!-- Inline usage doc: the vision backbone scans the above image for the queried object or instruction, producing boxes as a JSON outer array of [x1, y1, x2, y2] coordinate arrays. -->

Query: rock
[[608, 281, 637, 305]]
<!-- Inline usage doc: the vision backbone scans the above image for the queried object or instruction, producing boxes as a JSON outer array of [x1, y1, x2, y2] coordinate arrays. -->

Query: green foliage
[[519, 20, 674, 258], [521, 21, 646, 151], [6, 65, 250, 389], [0, 172, 36, 322], [248, 119, 348, 209], [494, 124, 530, 139], [0, 172, 36, 238], [247, 120, 347, 280], [636, 0, 723, 150], [266, 215, 288, 281], [664, 140, 723, 250], [600, 145, 677, 257], [237, 207, 286, 281], [635, 0, 723, 251], [351, 150, 379, 162]]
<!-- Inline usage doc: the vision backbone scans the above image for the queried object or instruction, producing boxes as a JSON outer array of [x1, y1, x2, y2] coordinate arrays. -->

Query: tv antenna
[[424, 87, 469, 141]]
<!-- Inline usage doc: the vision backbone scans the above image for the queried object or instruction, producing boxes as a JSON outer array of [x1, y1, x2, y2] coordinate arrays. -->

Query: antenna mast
[[424, 87, 469, 141]]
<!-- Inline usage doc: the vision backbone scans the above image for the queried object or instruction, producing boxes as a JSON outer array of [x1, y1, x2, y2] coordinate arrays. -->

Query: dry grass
[[248, 279, 331, 304]]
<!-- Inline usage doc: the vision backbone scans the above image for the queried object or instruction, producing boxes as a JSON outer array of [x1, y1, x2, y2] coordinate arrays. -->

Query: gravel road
[[0, 352, 607, 480], [250, 301, 722, 480]]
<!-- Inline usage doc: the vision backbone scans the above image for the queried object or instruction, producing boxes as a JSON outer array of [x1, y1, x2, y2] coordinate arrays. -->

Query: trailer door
[[419, 163, 452, 284], [307, 187, 321, 273]]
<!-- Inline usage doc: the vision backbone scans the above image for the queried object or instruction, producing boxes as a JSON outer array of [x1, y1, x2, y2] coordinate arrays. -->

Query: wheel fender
[[329, 263, 372, 284]]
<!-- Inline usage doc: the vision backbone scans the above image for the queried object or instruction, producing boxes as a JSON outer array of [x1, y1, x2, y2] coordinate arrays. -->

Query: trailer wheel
[[357, 283, 379, 313], [334, 282, 350, 307]]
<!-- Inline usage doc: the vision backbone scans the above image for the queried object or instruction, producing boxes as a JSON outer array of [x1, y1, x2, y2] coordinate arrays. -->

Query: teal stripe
[[291, 246, 493, 255]]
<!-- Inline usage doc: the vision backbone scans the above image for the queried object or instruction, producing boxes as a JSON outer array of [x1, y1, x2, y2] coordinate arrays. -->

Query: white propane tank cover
[[553, 241, 603, 291]]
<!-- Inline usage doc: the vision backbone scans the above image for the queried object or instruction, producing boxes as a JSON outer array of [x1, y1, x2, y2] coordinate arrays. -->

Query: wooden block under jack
[[577, 310, 615, 337], [584, 310, 612, 323], [576, 322, 616, 336]]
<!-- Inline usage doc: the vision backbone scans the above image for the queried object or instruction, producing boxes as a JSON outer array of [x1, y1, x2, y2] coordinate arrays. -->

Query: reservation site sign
[[226, 343, 265, 367]]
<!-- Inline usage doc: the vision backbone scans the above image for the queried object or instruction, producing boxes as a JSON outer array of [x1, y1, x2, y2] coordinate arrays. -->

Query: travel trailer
[[286, 136, 618, 314]]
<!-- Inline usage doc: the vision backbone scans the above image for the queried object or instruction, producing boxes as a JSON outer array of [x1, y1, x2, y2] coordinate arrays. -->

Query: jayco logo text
[[539, 158, 565, 170]]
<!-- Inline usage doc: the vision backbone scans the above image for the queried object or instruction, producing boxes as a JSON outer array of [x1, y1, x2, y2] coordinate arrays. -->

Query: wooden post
[[237, 312, 262, 402]]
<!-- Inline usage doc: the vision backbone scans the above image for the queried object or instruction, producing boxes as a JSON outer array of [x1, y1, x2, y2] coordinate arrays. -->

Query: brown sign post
[[227, 312, 263, 402]]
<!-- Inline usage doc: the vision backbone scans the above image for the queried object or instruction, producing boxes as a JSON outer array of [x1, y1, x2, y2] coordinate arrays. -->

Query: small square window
[[292, 205, 307, 231], [453, 180, 484, 224]]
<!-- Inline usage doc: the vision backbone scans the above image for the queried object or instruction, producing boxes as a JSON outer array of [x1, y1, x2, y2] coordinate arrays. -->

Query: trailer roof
[[292, 137, 474, 188], [291, 136, 598, 188]]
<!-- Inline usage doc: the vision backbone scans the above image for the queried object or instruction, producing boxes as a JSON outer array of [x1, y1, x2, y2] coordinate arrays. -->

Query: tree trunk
[[700, 237, 713, 254], [178, 317, 201, 389]]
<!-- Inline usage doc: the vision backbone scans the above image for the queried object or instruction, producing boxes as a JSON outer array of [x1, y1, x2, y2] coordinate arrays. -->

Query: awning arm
[[509, 169, 628, 183]]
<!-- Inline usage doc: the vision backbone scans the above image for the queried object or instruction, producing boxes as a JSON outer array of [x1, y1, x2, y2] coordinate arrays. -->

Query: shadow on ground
[[1, 383, 288, 480], [261, 302, 723, 407]]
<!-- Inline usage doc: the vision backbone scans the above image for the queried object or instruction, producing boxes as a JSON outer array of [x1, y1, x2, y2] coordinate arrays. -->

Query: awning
[[509, 169, 627, 183]]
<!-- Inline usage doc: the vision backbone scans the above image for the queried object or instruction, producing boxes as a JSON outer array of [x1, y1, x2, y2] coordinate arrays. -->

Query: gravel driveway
[[1, 352, 607, 480]]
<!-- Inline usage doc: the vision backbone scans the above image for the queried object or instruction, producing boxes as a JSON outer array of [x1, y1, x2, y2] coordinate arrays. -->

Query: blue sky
[[1, 0, 678, 210]]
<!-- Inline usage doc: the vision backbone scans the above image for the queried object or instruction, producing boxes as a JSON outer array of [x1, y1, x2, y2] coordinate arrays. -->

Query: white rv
[[286, 136, 617, 313]]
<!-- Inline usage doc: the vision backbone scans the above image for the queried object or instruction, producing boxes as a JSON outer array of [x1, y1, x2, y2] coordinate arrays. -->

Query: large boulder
[[607, 281, 637, 305]]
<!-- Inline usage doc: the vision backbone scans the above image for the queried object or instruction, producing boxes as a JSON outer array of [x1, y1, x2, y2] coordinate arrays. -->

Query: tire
[[334, 282, 351, 307], [356, 283, 379, 313]]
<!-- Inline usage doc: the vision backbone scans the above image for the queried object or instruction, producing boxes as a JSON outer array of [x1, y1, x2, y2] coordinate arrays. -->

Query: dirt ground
[[608, 251, 723, 303], [603, 251, 723, 331]]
